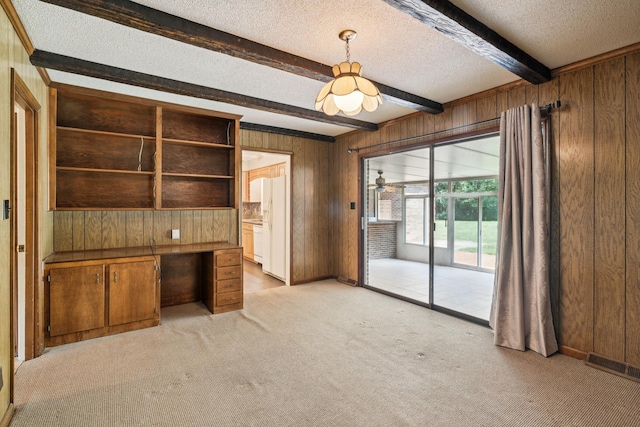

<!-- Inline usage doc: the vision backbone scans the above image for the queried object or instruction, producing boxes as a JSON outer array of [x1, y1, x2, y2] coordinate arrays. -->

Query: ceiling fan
[[374, 170, 386, 192]]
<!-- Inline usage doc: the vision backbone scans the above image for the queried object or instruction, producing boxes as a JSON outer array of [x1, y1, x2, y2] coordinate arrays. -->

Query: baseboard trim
[[1, 403, 15, 427], [336, 276, 358, 286], [559, 345, 588, 360], [292, 275, 335, 285]]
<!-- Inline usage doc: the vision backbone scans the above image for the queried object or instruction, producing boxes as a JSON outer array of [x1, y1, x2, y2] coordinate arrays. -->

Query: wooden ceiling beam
[[40, 0, 443, 114], [382, 0, 551, 84], [30, 50, 378, 131]]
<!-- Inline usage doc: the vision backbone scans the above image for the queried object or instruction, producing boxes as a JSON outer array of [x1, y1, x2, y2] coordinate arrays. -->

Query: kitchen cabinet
[[242, 171, 250, 202], [242, 222, 255, 260], [45, 256, 158, 346], [51, 86, 240, 210]]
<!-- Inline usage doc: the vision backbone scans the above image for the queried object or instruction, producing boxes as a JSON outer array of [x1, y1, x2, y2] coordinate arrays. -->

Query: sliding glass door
[[362, 134, 500, 323]]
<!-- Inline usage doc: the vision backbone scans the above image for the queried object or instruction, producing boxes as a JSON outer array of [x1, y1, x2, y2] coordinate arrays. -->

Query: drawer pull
[[96, 274, 100, 284], [224, 284, 233, 288], [113, 271, 118, 282], [224, 297, 235, 302]]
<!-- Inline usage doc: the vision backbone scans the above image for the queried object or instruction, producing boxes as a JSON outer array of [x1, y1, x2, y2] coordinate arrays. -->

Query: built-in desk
[[44, 242, 243, 347]]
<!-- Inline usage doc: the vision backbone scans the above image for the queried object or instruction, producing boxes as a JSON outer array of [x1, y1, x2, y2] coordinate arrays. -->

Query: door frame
[[10, 70, 41, 388]]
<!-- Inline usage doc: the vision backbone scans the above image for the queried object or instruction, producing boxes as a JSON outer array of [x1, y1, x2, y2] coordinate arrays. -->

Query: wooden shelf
[[57, 126, 154, 140], [162, 172, 233, 179], [57, 91, 156, 136], [58, 167, 154, 175], [162, 137, 234, 148], [51, 86, 239, 210]]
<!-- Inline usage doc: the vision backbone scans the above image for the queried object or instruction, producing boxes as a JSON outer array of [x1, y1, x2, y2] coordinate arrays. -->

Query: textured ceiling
[[12, 0, 640, 138]]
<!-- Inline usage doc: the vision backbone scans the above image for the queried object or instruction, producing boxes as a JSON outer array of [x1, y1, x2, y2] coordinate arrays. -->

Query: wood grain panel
[[558, 67, 595, 352], [525, 84, 539, 106], [347, 135, 359, 281], [292, 138, 306, 281], [180, 210, 194, 244], [476, 95, 497, 122], [192, 210, 203, 243], [507, 85, 526, 109], [84, 211, 102, 250], [452, 101, 476, 128], [214, 210, 230, 242], [433, 108, 452, 133], [538, 78, 561, 339], [317, 139, 330, 276], [201, 210, 214, 242], [593, 57, 626, 361], [496, 91, 508, 115], [72, 211, 85, 251], [626, 52, 640, 366], [281, 135, 294, 152], [153, 210, 172, 246], [143, 211, 154, 247], [125, 211, 144, 248], [53, 211, 73, 252], [101, 211, 125, 249], [304, 141, 317, 279]]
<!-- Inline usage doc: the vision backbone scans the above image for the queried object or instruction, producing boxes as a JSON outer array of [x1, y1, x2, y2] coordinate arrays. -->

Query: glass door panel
[[363, 149, 430, 306], [481, 196, 498, 269], [453, 197, 479, 267]]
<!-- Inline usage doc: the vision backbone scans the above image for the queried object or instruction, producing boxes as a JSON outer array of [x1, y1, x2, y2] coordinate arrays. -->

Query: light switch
[[171, 229, 180, 240]]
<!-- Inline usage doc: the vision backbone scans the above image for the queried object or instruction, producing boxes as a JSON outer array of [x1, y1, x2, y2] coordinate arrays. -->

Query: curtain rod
[[347, 100, 561, 153]]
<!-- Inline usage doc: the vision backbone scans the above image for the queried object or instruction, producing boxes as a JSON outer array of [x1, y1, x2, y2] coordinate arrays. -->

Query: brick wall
[[368, 222, 397, 259]]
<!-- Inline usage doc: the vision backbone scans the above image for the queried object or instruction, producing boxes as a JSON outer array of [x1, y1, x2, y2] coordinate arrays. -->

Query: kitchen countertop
[[243, 219, 263, 225]]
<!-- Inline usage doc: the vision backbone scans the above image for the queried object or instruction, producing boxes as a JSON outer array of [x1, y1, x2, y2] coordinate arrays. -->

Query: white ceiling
[[367, 133, 500, 185], [12, 0, 640, 138]]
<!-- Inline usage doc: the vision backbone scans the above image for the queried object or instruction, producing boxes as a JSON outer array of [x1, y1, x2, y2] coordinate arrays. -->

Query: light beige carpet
[[11, 280, 640, 426]]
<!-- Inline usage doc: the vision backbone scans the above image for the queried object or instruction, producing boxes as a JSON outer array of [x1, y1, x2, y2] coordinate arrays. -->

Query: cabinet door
[[242, 171, 250, 202], [49, 264, 105, 337], [242, 226, 254, 259], [108, 260, 156, 326]]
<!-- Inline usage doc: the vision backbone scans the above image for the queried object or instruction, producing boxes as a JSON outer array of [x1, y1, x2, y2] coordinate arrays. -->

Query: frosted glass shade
[[315, 61, 382, 116]]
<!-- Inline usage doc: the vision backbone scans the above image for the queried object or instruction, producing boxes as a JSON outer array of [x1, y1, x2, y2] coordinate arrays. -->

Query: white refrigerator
[[261, 176, 286, 281]]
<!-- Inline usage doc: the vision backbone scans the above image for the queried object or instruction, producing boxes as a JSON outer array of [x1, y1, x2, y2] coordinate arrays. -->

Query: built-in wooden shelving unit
[[50, 85, 240, 210]]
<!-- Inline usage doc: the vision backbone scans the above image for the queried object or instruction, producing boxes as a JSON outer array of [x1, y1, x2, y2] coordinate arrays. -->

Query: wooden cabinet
[[242, 171, 250, 203], [244, 162, 286, 201], [108, 259, 157, 326], [50, 86, 240, 210], [242, 222, 254, 260], [48, 263, 105, 337], [203, 248, 243, 314], [45, 256, 158, 346]]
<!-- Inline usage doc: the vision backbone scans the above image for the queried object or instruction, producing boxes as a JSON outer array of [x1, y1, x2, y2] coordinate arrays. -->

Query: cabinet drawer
[[217, 291, 242, 307], [217, 278, 242, 293], [216, 265, 241, 280], [215, 251, 242, 267]]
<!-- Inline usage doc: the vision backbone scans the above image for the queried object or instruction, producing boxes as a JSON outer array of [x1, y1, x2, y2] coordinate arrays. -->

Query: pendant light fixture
[[315, 30, 382, 116]]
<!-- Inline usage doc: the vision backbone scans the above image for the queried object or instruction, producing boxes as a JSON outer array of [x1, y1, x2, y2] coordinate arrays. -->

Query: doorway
[[10, 69, 41, 377], [241, 150, 291, 290], [362, 133, 499, 323]]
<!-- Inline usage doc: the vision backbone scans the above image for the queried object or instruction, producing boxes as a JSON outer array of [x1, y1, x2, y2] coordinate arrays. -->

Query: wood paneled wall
[[53, 210, 238, 251], [1, 1, 52, 418], [52, 129, 333, 285], [331, 51, 640, 366]]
